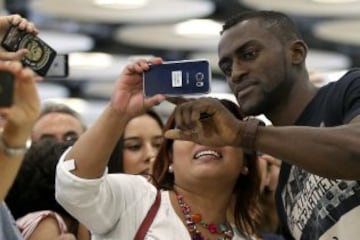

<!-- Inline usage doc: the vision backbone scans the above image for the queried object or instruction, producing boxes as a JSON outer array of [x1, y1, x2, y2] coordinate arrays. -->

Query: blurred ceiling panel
[[30, 0, 215, 24], [240, 0, 360, 17]]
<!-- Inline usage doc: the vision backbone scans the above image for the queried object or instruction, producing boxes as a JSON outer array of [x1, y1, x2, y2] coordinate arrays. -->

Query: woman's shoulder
[[16, 210, 68, 239]]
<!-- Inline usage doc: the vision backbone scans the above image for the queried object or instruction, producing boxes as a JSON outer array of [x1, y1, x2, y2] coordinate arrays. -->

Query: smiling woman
[[153, 99, 261, 238]]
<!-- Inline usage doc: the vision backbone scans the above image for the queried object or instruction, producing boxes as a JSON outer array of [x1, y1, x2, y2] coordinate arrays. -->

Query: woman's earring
[[242, 166, 249, 175], [168, 164, 174, 173]]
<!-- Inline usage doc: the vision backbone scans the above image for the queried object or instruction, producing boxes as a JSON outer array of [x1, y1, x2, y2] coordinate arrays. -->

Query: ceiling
[[3, 0, 360, 124]]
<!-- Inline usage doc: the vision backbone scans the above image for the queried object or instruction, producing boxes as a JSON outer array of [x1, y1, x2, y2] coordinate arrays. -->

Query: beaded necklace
[[176, 194, 234, 240]]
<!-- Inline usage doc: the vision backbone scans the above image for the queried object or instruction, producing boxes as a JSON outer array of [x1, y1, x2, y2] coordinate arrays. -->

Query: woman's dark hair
[[5, 138, 80, 234], [107, 109, 164, 173], [152, 99, 261, 236]]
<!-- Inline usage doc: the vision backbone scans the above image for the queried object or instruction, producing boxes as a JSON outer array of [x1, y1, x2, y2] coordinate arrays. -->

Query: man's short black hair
[[221, 10, 303, 43]]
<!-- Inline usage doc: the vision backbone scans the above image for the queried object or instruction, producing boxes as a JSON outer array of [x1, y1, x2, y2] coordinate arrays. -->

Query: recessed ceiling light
[[174, 19, 222, 38], [93, 0, 148, 9], [70, 53, 113, 69]]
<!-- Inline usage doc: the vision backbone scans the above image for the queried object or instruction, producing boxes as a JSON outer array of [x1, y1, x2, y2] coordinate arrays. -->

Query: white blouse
[[55, 148, 252, 240]]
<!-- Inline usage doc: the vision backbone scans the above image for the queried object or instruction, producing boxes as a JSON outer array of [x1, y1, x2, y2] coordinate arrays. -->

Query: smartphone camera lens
[[195, 72, 204, 87], [195, 72, 204, 81], [196, 81, 204, 87]]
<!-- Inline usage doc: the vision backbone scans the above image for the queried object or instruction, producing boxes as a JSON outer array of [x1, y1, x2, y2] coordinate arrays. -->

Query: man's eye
[[220, 63, 232, 77], [63, 131, 79, 142], [242, 49, 258, 60]]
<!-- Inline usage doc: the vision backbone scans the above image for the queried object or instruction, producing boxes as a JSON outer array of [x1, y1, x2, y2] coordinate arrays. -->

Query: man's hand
[[164, 97, 244, 147]]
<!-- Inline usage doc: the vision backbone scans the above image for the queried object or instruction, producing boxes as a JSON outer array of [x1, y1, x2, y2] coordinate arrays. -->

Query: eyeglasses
[[40, 131, 79, 142]]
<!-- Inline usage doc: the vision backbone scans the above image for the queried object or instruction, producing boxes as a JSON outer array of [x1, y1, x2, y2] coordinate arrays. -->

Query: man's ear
[[289, 40, 307, 65]]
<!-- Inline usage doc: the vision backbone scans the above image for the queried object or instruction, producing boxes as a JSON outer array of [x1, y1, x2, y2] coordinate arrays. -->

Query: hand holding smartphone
[[143, 59, 211, 97], [1, 26, 57, 76]]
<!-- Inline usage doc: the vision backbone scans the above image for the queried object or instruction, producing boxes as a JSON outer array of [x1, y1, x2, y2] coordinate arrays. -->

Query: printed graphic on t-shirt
[[281, 167, 360, 239]]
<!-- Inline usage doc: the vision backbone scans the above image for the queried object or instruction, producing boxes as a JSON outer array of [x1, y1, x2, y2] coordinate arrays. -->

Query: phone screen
[[143, 59, 211, 97]]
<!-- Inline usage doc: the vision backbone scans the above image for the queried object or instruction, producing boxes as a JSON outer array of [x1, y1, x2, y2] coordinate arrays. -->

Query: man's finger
[[166, 96, 189, 105], [164, 129, 181, 139], [165, 129, 202, 144], [165, 129, 194, 141]]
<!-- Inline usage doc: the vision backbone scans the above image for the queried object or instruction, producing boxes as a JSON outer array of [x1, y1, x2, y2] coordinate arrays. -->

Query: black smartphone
[[1, 26, 57, 76], [0, 70, 14, 107], [143, 59, 211, 97], [46, 54, 69, 78]]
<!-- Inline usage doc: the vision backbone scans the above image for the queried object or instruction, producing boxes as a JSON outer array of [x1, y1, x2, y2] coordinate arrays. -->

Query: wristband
[[242, 118, 265, 154], [0, 130, 31, 157]]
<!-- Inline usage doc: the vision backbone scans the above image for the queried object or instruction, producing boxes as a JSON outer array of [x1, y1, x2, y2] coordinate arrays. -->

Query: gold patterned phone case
[[1, 26, 57, 76]]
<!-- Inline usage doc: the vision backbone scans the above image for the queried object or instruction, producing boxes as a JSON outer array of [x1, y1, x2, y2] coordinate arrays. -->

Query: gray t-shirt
[[0, 202, 23, 240]]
